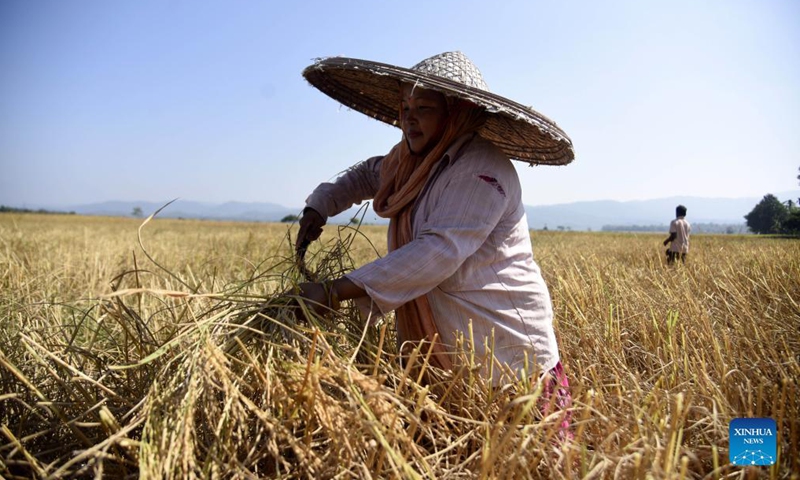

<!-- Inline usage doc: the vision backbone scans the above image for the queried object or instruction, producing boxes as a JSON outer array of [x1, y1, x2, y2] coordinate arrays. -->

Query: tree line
[[743, 166, 800, 235], [0, 205, 76, 215], [601, 223, 748, 234], [744, 195, 800, 235]]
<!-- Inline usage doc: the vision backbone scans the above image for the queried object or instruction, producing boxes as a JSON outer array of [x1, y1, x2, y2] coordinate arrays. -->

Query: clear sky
[[1, 0, 798, 209]]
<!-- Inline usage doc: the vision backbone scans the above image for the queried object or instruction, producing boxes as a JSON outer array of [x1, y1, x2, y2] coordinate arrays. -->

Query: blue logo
[[729, 418, 777, 466]]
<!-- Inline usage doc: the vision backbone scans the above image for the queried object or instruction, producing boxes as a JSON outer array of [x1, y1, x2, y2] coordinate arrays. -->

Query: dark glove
[[295, 208, 325, 253]]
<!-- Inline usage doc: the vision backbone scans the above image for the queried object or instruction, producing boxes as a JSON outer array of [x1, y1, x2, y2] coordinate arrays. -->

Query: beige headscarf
[[373, 96, 486, 369]]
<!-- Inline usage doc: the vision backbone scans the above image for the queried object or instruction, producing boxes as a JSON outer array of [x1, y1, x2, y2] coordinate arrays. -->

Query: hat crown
[[411, 51, 489, 91]]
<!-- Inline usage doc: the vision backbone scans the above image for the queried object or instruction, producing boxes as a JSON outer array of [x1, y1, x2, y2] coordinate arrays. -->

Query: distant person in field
[[663, 205, 690, 264], [293, 51, 574, 430]]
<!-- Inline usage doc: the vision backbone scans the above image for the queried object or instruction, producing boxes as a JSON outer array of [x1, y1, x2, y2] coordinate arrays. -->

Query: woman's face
[[400, 84, 448, 155]]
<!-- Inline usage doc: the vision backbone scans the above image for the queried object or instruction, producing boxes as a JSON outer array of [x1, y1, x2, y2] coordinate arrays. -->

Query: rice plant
[[1, 214, 797, 478]]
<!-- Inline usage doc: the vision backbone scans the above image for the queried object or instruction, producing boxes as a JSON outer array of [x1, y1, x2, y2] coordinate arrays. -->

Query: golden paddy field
[[1, 213, 798, 478]]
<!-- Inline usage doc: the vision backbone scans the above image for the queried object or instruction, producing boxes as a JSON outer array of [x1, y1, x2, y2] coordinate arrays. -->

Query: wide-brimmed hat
[[302, 51, 574, 166]]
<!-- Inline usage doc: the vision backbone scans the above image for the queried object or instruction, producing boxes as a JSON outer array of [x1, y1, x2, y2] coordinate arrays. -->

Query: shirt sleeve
[[346, 168, 510, 313], [305, 156, 383, 219], [669, 219, 677, 233]]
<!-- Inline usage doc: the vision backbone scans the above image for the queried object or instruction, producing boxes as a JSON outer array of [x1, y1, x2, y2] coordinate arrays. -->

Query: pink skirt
[[539, 361, 573, 441]]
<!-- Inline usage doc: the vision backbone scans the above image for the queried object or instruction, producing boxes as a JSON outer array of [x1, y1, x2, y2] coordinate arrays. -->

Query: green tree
[[744, 194, 788, 234], [783, 186, 800, 235], [281, 214, 299, 223], [131, 206, 143, 218], [783, 209, 800, 235], [779, 167, 800, 235]]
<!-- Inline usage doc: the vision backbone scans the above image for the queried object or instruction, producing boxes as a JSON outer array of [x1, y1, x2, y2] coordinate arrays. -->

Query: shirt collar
[[441, 132, 477, 166]]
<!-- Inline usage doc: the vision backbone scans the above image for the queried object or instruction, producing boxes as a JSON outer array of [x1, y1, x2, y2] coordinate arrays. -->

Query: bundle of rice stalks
[[1, 213, 571, 479]]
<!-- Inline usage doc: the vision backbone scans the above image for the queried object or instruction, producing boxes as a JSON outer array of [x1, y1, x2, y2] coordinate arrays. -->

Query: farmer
[[294, 52, 574, 411], [663, 205, 691, 264]]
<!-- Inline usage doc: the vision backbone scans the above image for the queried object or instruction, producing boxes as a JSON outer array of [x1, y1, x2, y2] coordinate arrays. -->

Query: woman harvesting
[[295, 52, 574, 420]]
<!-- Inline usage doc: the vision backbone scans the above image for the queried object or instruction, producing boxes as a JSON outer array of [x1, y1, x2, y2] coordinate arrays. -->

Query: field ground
[[1, 213, 798, 478]]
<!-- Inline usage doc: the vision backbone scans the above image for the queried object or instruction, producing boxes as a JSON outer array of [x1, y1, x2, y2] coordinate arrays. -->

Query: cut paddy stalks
[[1, 211, 798, 478]]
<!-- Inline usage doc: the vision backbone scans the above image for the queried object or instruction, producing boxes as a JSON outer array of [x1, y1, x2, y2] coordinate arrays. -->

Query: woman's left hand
[[292, 282, 337, 319], [286, 278, 364, 321]]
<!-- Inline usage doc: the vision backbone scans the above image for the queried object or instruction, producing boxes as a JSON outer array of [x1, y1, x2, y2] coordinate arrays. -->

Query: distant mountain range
[[11, 190, 799, 232], [522, 191, 800, 231], [62, 200, 299, 223]]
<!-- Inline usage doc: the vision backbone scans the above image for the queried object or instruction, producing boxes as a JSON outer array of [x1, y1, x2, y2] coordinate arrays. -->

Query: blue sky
[[1, 0, 798, 209]]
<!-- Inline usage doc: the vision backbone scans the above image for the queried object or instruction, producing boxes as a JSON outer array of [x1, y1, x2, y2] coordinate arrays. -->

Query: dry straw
[[1, 209, 798, 478]]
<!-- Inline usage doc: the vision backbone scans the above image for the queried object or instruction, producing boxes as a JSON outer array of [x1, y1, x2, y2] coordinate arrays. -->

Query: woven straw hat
[[302, 51, 574, 165]]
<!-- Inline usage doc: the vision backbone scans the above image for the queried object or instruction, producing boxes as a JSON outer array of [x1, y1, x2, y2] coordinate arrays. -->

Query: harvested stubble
[[1, 214, 798, 479]]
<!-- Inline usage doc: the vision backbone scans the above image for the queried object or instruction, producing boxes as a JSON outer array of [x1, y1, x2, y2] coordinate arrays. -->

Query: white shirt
[[669, 217, 691, 253], [305, 134, 560, 381]]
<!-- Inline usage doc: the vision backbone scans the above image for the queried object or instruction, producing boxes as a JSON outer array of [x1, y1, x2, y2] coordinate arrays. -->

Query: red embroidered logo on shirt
[[476, 174, 506, 196]]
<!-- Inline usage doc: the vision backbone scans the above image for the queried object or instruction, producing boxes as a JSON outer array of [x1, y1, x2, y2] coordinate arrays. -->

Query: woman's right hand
[[295, 208, 326, 252]]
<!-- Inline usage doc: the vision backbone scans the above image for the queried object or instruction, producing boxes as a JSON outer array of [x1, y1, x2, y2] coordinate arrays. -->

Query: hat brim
[[303, 56, 574, 166]]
